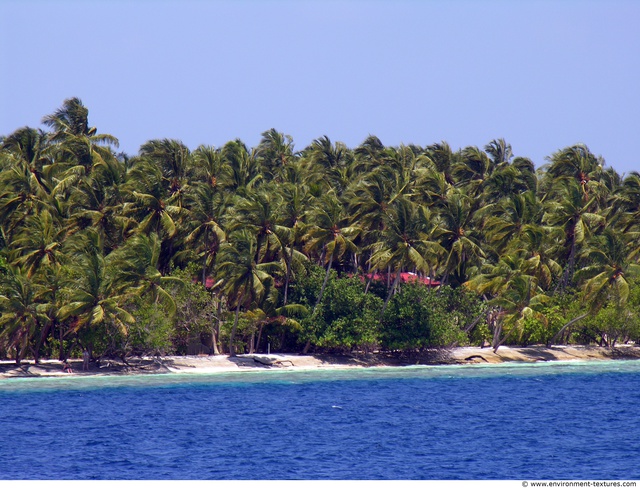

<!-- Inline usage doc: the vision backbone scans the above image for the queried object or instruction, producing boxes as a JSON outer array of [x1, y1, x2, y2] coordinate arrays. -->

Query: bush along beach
[[2, 97, 640, 365]]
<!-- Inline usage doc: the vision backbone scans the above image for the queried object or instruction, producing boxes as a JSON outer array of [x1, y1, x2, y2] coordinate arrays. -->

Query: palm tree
[[225, 186, 284, 264], [191, 144, 225, 188], [545, 144, 604, 199], [107, 233, 184, 315], [302, 136, 354, 195], [275, 183, 309, 305], [9, 210, 65, 278], [436, 191, 485, 286], [369, 197, 442, 314], [214, 230, 280, 356], [256, 128, 296, 182], [42, 97, 119, 178], [543, 180, 605, 292], [125, 161, 183, 238], [0, 266, 48, 364], [138, 139, 192, 205], [549, 228, 640, 345], [220, 139, 263, 196], [481, 191, 543, 255], [303, 192, 359, 313], [182, 183, 227, 283], [58, 229, 134, 338]]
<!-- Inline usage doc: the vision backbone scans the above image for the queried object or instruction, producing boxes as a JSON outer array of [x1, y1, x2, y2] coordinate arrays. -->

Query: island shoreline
[[2, 345, 640, 379]]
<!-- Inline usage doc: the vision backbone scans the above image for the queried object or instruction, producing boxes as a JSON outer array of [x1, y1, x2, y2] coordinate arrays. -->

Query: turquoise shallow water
[[1, 360, 639, 479]]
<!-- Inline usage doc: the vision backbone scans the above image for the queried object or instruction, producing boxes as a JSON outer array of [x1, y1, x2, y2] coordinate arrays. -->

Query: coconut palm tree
[[543, 180, 605, 292], [182, 183, 228, 283], [214, 230, 280, 356], [42, 97, 119, 178], [303, 192, 359, 313], [138, 139, 192, 205], [436, 191, 485, 286], [107, 233, 184, 316], [544, 144, 604, 199], [255, 128, 296, 182], [369, 197, 443, 314], [0, 266, 48, 364], [9, 210, 65, 278], [549, 228, 640, 345], [225, 186, 284, 264], [58, 229, 134, 337]]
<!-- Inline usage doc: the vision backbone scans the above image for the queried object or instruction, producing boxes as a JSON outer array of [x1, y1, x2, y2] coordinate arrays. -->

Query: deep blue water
[[1, 360, 640, 480]]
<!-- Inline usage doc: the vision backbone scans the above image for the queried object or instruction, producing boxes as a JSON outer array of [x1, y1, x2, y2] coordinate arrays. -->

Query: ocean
[[1, 360, 639, 480]]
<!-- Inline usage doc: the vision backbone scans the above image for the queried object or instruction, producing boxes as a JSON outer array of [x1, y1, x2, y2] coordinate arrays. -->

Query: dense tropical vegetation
[[1, 98, 640, 364]]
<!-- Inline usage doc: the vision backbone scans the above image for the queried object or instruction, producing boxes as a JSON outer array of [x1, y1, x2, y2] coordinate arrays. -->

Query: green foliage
[[167, 267, 217, 355], [315, 276, 383, 351], [381, 284, 481, 350], [3, 99, 640, 359]]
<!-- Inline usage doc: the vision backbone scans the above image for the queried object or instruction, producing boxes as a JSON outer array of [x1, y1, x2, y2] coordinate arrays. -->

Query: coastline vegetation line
[[1, 98, 640, 365]]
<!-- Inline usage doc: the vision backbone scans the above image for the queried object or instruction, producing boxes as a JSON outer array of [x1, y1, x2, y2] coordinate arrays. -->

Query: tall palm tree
[[138, 139, 192, 205], [550, 228, 640, 344], [58, 229, 134, 337], [42, 97, 119, 178], [107, 233, 184, 315], [436, 191, 485, 286], [303, 192, 359, 313], [0, 266, 48, 364], [214, 230, 280, 356], [369, 197, 442, 314], [543, 180, 605, 291], [182, 183, 227, 283], [256, 128, 296, 182]]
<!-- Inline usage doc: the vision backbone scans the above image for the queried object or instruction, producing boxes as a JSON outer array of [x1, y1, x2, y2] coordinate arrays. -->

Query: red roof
[[362, 272, 441, 286], [199, 271, 441, 289]]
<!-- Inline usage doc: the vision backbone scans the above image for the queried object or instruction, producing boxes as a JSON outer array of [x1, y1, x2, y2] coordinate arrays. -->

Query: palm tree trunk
[[364, 259, 373, 295], [211, 299, 221, 355], [548, 313, 589, 346], [315, 254, 333, 312], [283, 245, 294, 306], [256, 324, 265, 353], [229, 294, 244, 357], [202, 228, 209, 285], [380, 269, 402, 319]]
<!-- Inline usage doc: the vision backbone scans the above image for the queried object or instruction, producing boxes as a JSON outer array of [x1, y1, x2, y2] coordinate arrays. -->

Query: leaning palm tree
[[549, 228, 640, 345]]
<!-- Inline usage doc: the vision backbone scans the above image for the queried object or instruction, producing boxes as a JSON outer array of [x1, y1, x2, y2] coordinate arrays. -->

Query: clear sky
[[1, 0, 639, 174]]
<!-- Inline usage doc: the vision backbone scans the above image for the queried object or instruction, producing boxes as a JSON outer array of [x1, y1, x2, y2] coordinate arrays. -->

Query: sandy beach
[[2, 345, 640, 379]]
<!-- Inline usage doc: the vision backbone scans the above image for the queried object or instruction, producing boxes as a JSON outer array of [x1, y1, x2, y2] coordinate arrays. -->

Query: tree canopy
[[2, 98, 640, 363]]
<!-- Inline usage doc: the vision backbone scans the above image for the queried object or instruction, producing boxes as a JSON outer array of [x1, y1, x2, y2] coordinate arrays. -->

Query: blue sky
[[1, 0, 639, 174]]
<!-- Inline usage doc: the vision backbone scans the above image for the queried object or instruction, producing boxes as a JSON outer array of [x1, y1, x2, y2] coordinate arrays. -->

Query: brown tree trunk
[[229, 295, 244, 357]]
